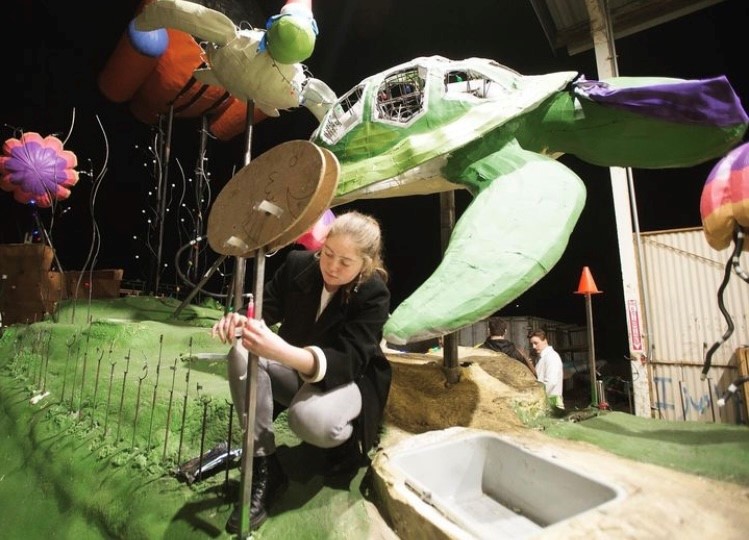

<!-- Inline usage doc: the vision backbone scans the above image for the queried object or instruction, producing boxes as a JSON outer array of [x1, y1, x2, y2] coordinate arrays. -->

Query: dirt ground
[[369, 349, 749, 540]]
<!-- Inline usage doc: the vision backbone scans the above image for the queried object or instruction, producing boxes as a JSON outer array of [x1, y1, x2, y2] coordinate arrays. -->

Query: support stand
[[439, 191, 460, 385], [234, 101, 258, 540], [151, 106, 174, 295]]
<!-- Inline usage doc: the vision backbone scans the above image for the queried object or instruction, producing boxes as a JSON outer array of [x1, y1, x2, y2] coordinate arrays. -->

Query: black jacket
[[262, 250, 392, 452], [481, 337, 528, 366]]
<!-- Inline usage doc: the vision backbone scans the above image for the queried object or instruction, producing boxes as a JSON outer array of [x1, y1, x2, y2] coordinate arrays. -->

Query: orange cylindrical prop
[[98, 31, 160, 103]]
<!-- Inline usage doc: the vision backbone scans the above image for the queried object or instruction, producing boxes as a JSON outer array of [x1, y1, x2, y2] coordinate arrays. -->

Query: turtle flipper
[[383, 143, 586, 345], [134, 0, 237, 46]]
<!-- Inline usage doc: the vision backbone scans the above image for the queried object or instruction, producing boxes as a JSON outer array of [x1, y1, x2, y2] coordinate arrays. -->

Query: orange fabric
[[97, 32, 159, 103], [100, 5, 272, 140], [132, 30, 204, 117], [209, 98, 268, 141]]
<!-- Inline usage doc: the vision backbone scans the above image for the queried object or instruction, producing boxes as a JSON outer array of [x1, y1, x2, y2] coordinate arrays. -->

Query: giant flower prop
[[701, 141, 749, 251], [0, 132, 79, 207]]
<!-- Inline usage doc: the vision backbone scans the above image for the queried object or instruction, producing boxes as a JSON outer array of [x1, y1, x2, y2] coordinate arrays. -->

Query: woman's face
[[530, 336, 548, 354], [319, 234, 365, 290]]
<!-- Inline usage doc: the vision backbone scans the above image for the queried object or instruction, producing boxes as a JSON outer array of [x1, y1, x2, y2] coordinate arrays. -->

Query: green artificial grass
[[0, 297, 387, 539], [2, 296, 749, 539], [536, 410, 749, 486]]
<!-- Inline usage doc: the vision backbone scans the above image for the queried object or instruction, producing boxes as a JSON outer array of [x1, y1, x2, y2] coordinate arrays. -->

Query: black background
[[1, 0, 747, 359]]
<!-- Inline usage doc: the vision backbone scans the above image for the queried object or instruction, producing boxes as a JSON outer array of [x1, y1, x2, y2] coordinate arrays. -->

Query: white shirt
[[317, 287, 334, 320], [535, 345, 564, 398]]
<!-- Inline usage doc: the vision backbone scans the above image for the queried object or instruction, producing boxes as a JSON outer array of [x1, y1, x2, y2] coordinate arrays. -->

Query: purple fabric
[[7, 142, 69, 195], [574, 76, 748, 127]]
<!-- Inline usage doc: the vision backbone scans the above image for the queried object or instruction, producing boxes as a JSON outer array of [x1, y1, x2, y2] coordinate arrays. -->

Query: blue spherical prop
[[128, 19, 168, 57]]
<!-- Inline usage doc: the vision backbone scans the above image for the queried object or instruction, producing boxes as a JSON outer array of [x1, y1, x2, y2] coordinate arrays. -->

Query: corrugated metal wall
[[639, 227, 749, 423]]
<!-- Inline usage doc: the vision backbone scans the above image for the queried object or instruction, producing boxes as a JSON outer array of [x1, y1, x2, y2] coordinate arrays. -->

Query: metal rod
[[177, 338, 193, 464], [236, 100, 259, 539], [238, 245, 265, 537], [41, 330, 52, 393], [70, 340, 81, 412], [439, 190, 460, 385], [192, 116, 210, 284], [225, 401, 234, 493], [147, 335, 164, 449], [78, 330, 93, 417], [116, 350, 131, 442], [103, 358, 117, 437], [172, 254, 228, 319], [163, 358, 178, 461], [197, 392, 210, 482], [90, 348, 105, 428], [153, 105, 175, 295], [132, 362, 149, 449], [584, 293, 598, 406]]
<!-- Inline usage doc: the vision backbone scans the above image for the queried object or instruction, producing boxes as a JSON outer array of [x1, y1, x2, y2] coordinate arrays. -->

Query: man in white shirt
[[529, 329, 564, 411]]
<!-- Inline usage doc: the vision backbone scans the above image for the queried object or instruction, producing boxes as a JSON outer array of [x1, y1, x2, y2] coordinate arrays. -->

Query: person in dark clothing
[[211, 211, 391, 533], [480, 317, 536, 376]]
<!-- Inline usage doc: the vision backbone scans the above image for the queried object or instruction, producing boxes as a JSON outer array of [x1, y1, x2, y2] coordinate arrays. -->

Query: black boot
[[225, 453, 288, 534], [323, 436, 369, 477]]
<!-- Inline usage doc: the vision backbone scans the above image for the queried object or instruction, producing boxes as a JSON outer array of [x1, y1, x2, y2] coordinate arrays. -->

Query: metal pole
[[439, 191, 460, 385], [584, 293, 598, 406], [153, 105, 175, 295], [235, 101, 257, 540], [585, 0, 651, 417], [172, 254, 228, 319], [192, 116, 210, 283], [237, 245, 265, 538]]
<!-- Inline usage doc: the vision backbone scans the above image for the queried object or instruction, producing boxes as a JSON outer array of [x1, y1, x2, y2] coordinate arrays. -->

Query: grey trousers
[[227, 343, 362, 456]]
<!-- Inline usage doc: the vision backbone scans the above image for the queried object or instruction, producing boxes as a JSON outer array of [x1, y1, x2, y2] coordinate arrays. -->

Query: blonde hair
[[326, 210, 388, 285]]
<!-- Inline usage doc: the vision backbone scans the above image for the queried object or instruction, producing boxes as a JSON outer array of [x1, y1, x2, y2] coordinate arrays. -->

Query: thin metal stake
[[238, 245, 265, 538], [41, 330, 53, 393], [116, 350, 131, 442], [163, 357, 178, 461], [103, 359, 117, 437], [60, 333, 77, 405], [132, 362, 149, 449], [90, 348, 105, 428], [225, 401, 234, 493], [78, 330, 92, 415], [197, 388, 210, 482], [147, 336, 164, 449], [177, 338, 193, 464], [70, 341, 81, 412]]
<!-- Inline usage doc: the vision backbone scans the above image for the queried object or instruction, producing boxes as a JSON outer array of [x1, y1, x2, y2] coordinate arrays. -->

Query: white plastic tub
[[385, 429, 625, 539]]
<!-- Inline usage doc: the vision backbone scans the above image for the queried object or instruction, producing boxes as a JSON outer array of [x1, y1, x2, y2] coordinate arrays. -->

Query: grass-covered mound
[[537, 410, 749, 486], [2, 295, 748, 539], [0, 296, 387, 539]]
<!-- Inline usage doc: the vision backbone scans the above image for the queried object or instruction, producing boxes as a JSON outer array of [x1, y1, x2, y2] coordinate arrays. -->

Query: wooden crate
[[64, 269, 124, 299], [0, 243, 63, 325]]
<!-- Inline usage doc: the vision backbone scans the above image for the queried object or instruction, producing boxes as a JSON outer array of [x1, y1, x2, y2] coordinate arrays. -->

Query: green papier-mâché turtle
[[134, 0, 747, 345], [307, 55, 748, 345]]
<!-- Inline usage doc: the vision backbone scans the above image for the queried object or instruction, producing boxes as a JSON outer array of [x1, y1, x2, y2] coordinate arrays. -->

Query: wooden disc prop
[[268, 148, 340, 250], [207, 140, 335, 257]]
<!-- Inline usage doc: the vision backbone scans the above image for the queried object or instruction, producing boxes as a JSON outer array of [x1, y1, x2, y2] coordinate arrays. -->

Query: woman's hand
[[239, 318, 287, 359], [212, 314, 317, 377], [211, 312, 248, 343]]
